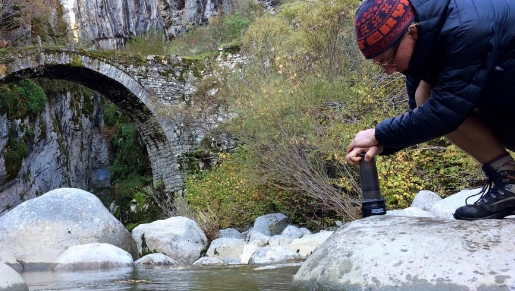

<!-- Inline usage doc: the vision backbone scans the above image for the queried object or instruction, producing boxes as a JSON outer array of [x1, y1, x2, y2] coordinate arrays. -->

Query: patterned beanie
[[354, 0, 415, 59]]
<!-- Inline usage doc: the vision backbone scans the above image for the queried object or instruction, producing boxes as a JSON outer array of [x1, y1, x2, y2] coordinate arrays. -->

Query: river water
[[21, 264, 301, 291]]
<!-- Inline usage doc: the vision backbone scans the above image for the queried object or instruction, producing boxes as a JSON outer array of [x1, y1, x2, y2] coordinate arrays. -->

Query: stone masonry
[[0, 47, 209, 195]]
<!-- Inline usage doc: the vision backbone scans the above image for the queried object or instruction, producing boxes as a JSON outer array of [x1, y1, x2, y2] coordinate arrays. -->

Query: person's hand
[[346, 128, 383, 165]]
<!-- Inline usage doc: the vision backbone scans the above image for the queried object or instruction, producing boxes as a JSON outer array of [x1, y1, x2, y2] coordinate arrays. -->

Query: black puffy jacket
[[375, 0, 515, 154]]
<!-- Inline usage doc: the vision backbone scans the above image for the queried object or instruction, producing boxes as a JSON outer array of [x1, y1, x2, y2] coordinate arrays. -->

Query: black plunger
[[359, 153, 387, 217]]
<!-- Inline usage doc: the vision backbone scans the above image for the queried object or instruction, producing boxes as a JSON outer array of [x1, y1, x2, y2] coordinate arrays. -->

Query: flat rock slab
[[289, 216, 515, 291]]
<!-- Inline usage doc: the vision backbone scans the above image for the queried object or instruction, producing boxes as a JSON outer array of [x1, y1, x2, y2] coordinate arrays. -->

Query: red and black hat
[[355, 0, 415, 59]]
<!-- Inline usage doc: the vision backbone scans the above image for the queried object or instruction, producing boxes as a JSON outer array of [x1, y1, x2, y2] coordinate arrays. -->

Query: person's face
[[371, 26, 417, 75]]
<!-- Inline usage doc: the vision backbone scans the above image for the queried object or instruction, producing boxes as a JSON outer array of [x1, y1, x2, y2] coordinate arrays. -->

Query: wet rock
[[0, 263, 28, 291], [193, 257, 240, 266], [0, 188, 138, 270], [50, 243, 133, 271], [135, 253, 181, 266], [249, 246, 303, 265], [289, 216, 515, 291], [206, 238, 246, 260], [253, 213, 289, 236], [131, 216, 207, 264]]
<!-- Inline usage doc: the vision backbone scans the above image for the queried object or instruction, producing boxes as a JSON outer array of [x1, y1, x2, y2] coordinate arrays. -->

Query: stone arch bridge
[[0, 46, 216, 195]]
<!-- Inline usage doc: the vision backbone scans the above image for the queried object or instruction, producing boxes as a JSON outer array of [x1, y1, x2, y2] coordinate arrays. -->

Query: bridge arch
[[0, 48, 191, 195]]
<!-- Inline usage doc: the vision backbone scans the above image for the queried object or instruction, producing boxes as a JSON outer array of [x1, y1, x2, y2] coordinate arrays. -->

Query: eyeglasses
[[372, 37, 402, 67], [372, 56, 395, 67]]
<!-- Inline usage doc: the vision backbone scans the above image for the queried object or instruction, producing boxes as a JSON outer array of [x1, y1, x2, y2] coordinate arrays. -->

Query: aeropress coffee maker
[[359, 153, 387, 217]]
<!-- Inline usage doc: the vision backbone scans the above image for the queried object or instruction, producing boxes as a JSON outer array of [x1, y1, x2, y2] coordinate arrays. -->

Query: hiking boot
[[453, 168, 515, 220]]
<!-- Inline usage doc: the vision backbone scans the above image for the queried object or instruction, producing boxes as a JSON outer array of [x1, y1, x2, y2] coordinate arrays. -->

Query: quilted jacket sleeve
[[375, 20, 496, 154]]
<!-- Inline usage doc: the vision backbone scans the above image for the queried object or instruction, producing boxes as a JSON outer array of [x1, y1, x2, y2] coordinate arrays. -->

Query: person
[[346, 0, 515, 220]]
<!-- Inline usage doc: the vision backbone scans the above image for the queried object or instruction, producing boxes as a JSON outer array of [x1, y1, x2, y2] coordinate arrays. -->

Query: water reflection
[[21, 264, 301, 291]]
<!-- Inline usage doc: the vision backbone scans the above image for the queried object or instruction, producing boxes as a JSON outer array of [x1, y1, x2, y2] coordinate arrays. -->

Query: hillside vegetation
[[129, 0, 484, 230], [1, 0, 484, 232]]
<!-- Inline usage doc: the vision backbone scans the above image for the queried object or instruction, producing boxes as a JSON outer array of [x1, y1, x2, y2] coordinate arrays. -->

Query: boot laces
[[465, 177, 493, 205], [465, 171, 515, 205]]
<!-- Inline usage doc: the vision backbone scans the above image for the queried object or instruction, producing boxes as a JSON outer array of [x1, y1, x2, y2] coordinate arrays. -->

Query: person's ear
[[407, 25, 418, 40]]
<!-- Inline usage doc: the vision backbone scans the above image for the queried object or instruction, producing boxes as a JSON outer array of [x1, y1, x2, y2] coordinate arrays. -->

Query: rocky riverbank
[[0, 188, 334, 290], [2, 187, 514, 291]]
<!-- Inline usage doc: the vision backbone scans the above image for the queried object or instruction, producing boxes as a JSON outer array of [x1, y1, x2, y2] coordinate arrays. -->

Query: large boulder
[[252, 213, 289, 236], [131, 216, 207, 264], [206, 238, 246, 260], [0, 263, 28, 291], [289, 216, 515, 290], [50, 243, 133, 271], [0, 188, 138, 269]]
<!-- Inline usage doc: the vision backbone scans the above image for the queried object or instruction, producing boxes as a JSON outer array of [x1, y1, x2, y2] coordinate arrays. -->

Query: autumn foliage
[[184, 0, 484, 229]]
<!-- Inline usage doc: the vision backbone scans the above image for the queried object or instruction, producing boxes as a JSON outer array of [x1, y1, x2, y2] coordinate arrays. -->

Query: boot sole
[[453, 208, 515, 221]]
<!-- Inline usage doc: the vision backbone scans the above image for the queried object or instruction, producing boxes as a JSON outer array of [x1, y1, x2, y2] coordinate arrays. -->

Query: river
[[21, 264, 301, 291]]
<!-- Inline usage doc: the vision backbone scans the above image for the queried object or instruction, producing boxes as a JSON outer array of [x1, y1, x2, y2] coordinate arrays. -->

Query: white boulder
[[411, 190, 442, 210], [289, 216, 515, 290], [268, 235, 293, 246], [206, 238, 246, 260], [131, 216, 207, 264], [0, 188, 138, 269], [50, 243, 133, 271], [0, 263, 28, 291], [246, 230, 270, 244], [240, 240, 267, 264], [287, 230, 334, 258], [249, 246, 303, 264], [429, 188, 481, 219]]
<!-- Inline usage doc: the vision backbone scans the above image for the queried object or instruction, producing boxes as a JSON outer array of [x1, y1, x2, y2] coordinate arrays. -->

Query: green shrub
[[103, 100, 119, 127], [222, 12, 251, 41], [111, 124, 151, 181], [124, 30, 168, 56], [0, 80, 47, 119], [377, 141, 482, 208], [186, 146, 276, 229], [3, 137, 29, 180]]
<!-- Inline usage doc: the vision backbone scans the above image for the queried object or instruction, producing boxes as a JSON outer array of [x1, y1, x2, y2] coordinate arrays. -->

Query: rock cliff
[[0, 83, 111, 215], [64, 0, 231, 50]]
